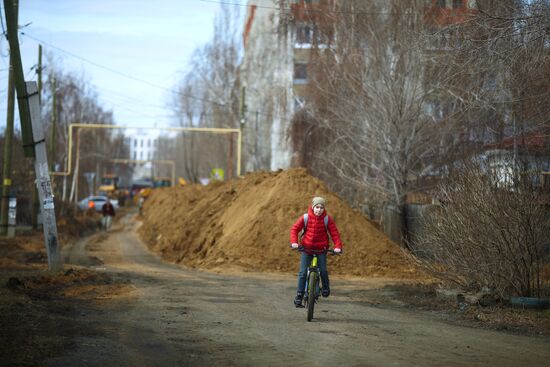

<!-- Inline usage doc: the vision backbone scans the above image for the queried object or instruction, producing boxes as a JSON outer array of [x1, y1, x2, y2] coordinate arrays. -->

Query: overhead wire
[[20, 31, 287, 122], [20, 32, 232, 111], [96, 86, 171, 111]]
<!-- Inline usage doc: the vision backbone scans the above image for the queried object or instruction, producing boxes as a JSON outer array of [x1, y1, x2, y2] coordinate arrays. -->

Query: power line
[[96, 86, 170, 111], [20, 32, 288, 122], [20, 32, 232, 110]]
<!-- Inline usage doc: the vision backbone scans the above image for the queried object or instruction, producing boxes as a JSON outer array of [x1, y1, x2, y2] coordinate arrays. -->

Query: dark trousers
[[296, 252, 329, 294]]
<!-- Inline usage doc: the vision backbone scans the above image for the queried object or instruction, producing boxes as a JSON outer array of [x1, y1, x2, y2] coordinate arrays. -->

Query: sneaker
[[322, 288, 330, 298], [294, 293, 304, 307]]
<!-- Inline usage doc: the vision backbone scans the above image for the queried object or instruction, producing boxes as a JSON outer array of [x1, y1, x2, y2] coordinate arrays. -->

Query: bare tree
[[173, 74, 202, 182], [40, 54, 131, 202], [438, 0, 550, 158], [410, 0, 550, 298], [297, 0, 463, 244], [172, 4, 242, 181], [275, 0, 548, 245]]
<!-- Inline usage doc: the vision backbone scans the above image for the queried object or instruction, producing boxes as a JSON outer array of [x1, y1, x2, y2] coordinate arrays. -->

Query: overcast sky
[[0, 0, 230, 130]]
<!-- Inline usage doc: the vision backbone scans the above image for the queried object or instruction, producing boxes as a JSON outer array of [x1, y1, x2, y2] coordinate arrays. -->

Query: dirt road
[[54, 216, 549, 367]]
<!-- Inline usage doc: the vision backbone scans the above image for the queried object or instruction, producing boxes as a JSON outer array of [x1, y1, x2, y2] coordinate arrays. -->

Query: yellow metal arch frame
[[109, 159, 176, 187], [51, 123, 242, 177]]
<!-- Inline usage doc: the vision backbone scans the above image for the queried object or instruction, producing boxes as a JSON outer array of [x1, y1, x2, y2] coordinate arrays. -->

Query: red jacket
[[290, 206, 343, 252]]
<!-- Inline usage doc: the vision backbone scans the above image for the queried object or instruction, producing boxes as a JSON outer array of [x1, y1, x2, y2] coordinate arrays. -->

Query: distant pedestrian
[[138, 195, 145, 216], [101, 198, 116, 231]]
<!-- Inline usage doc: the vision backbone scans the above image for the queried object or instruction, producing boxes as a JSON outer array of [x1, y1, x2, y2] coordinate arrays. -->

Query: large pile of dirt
[[139, 168, 421, 278]]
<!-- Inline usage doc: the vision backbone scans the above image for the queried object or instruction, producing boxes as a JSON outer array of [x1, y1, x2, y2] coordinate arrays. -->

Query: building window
[[437, 0, 447, 8], [134, 139, 137, 147], [140, 139, 144, 148], [147, 139, 151, 147], [293, 63, 308, 84], [140, 151, 143, 160], [295, 24, 312, 44], [452, 0, 462, 8], [133, 151, 137, 160]]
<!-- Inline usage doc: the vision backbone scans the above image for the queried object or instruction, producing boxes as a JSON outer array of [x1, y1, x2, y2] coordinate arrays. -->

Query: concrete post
[[27, 81, 61, 271]]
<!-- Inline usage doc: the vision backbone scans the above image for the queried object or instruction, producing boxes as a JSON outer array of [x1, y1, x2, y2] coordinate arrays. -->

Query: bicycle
[[292, 246, 340, 322]]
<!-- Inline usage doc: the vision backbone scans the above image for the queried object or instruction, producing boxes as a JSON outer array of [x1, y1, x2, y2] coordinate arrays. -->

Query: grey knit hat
[[312, 196, 326, 207]]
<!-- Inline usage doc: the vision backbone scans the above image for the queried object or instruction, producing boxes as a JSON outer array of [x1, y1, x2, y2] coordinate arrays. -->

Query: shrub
[[412, 161, 550, 298]]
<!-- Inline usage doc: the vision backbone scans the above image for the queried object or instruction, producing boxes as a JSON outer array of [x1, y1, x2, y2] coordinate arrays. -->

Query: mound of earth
[[139, 168, 421, 278]]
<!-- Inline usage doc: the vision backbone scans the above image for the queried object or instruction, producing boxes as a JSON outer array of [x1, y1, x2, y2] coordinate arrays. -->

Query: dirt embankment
[[139, 168, 421, 278]]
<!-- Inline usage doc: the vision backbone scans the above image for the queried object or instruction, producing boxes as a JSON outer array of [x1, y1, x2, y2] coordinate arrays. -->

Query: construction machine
[[98, 174, 120, 199]]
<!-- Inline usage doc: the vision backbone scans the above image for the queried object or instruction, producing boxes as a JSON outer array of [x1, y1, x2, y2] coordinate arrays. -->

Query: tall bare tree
[[296, 0, 463, 244], [172, 4, 242, 182], [409, 0, 550, 295], [41, 54, 131, 202]]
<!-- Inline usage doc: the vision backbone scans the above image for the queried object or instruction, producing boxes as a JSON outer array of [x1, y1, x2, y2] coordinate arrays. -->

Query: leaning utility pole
[[31, 44, 43, 229], [0, 54, 16, 236], [3, 0, 61, 270]]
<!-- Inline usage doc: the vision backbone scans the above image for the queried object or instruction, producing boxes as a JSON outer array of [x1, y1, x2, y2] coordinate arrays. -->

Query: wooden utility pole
[[37, 44, 42, 102], [50, 77, 56, 170], [31, 44, 43, 230], [3, 0, 61, 270], [3, 0, 33, 156], [0, 56, 16, 236]]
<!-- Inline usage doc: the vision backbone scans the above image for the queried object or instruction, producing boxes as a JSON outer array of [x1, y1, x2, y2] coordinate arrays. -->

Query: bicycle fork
[[304, 258, 321, 305]]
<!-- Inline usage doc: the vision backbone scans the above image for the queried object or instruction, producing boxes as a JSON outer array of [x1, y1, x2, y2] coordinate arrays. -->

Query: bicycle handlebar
[[290, 245, 342, 255]]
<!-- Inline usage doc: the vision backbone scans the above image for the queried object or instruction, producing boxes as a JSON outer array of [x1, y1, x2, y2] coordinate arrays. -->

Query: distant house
[[125, 128, 177, 180], [483, 128, 550, 188]]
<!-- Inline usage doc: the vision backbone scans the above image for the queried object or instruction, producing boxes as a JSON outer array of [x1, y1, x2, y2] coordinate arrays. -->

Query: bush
[[412, 161, 550, 298]]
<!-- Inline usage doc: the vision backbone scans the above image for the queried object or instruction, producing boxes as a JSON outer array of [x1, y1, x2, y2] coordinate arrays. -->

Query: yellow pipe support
[[51, 123, 242, 178], [237, 128, 242, 176]]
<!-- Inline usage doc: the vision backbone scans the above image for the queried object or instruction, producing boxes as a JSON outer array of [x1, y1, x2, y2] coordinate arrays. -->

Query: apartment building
[[241, 0, 337, 170], [241, 0, 479, 170], [125, 129, 177, 179]]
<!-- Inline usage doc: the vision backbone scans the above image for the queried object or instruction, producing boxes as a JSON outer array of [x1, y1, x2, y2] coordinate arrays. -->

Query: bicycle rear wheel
[[307, 271, 317, 322]]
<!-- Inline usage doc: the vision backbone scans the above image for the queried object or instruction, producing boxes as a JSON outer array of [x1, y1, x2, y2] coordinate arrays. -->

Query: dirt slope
[[139, 168, 420, 278]]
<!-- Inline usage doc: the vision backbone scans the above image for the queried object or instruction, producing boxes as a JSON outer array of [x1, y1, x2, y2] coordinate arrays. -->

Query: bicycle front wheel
[[307, 271, 317, 322]]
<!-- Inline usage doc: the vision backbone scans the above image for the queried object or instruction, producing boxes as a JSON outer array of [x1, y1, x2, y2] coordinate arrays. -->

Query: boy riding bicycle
[[290, 196, 343, 307]]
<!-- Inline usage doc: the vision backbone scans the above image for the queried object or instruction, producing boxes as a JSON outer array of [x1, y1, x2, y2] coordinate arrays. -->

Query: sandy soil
[[139, 168, 422, 278], [2, 214, 541, 366]]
